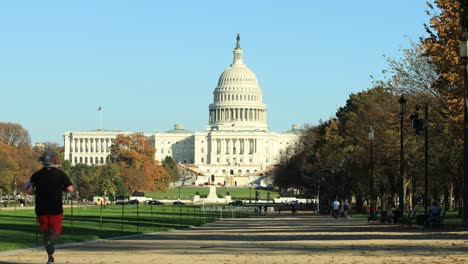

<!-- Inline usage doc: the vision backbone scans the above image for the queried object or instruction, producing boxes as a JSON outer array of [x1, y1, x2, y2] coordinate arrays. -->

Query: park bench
[[396, 210, 416, 225], [428, 208, 446, 229], [381, 209, 393, 224]]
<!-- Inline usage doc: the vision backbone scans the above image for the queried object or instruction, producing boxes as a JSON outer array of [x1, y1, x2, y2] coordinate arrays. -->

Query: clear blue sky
[[0, 1, 430, 144]]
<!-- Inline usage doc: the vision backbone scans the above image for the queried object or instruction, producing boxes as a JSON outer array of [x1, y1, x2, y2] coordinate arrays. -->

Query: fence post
[[70, 197, 74, 234], [151, 203, 154, 230], [99, 202, 103, 234], [136, 202, 139, 233], [178, 205, 181, 227], [120, 203, 125, 235]]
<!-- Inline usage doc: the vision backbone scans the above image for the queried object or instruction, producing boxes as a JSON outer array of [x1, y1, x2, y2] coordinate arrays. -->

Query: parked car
[[147, 200, 164, 205], [173, 201, 185, 206], [115, 200, 128, 205], [128, 199, 140, 205], [228, 200, 243, 206]]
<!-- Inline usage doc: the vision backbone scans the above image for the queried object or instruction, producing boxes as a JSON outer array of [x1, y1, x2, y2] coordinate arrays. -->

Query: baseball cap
[[41, 151, 55, 166]]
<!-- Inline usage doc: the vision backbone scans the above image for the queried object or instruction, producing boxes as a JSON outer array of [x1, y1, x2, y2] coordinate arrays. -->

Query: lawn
[[146, 187, 279, 200], [0, 204, 253, 251]]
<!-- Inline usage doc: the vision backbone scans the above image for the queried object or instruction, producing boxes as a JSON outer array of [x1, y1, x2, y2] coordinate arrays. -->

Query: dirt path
[[1, 213, 467, 264]]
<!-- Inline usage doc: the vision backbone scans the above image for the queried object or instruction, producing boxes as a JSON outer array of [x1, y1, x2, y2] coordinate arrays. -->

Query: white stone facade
[[63, 35, 300, 186], [63, 130, 149, 166]]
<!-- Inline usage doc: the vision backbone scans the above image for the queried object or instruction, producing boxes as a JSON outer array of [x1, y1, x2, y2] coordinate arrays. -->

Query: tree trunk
[[443, 187, 449, 209], [449, 185, 454, 210]]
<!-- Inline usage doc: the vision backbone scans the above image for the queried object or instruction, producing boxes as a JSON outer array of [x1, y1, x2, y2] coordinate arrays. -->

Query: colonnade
[[70, 137, 113, 153], [209, 108, 266, 123], [213, 138, 257, 156]]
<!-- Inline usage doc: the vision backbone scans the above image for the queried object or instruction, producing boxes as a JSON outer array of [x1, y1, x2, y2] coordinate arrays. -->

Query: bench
[[428, 208, 446, 229], [381, 209, 393, 224], [397, 210, 416, 225]]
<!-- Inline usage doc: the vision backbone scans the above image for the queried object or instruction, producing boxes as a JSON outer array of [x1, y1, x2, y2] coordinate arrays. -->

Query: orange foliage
[[423, 0, 464, 122], [109, 133, 170, 193]]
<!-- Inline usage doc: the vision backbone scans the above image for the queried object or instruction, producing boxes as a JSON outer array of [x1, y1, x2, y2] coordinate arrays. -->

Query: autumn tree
[[0, 122, 31, 147], [423, 0, 465, 212], [109, 133, 171, 193], [0, 143, 19, 195]]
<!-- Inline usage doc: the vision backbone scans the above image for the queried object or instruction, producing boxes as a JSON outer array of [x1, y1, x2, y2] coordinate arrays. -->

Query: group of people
[[331, 198, 351, 219]]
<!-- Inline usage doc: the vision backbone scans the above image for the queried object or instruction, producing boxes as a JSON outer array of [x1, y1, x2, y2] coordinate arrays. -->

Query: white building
[[63, 35, 301, 186]]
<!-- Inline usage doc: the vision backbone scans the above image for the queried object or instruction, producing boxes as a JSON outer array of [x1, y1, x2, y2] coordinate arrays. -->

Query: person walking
[[26, 151, 74, 264], [332, 198, 340, 219], [343, 199, 351, 220]]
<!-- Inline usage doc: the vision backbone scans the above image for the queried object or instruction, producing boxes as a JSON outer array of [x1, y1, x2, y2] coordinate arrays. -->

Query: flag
[[98, 107, 102, 111]]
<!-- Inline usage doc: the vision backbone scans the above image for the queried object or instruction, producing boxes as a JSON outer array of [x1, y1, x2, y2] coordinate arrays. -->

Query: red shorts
[[37, 214, 63, 235]]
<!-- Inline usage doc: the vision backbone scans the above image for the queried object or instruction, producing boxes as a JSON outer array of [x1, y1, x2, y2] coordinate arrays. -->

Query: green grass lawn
[[146, 187, 279, 200], [0, 204, 252, 251]]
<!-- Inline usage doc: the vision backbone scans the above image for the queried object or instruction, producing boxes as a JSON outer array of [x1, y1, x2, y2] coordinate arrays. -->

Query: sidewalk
[[1, 213, 467, 264]]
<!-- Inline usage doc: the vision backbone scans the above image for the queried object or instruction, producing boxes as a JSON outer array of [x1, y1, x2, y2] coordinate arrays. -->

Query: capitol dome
[[208, 34, 268, 131]]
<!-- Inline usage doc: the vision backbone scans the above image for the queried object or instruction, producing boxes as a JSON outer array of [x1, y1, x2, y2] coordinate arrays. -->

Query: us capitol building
[[64, 35, 301, 187]]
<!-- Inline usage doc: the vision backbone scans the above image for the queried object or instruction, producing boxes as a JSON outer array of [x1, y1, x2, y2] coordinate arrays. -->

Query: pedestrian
[[343, 199, 351, 219], [427, 201, 441, 220], [26, 151, 74, 264], [332, 198, 340, 219]]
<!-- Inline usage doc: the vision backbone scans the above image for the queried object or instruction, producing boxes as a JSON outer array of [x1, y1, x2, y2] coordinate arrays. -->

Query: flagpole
[[98, 107, 102, 130]]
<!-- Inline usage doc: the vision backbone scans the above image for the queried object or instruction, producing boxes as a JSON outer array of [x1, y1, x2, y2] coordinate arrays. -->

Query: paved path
[[1, 213, 467, 264]]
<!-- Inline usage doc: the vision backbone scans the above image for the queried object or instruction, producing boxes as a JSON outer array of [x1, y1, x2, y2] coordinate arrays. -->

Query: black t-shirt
[[30, 166, 73, 215]]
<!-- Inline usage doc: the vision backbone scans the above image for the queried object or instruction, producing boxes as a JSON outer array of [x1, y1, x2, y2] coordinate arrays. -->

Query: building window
[[74, 157, 77, 164], [201, 158, 204, 163], [79, 157, 83, 163], [217, 157, 220, 163]]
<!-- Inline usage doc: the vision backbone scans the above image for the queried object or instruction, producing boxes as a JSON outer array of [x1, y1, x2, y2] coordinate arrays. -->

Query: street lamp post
[[399, 95, 406, 217], [411, 104, 429, 225], [249, 185, 252, 204], [369, 127, 375, 210], [460, 31, 468, 222]]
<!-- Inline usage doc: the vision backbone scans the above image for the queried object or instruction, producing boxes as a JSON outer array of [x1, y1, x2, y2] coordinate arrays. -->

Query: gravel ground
[[1, 213, 467, 264]]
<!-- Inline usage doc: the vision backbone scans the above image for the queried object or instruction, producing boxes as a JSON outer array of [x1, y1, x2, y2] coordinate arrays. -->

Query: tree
[[97, 164, 121, 198], [162, 156, 180, 186], [109, 133, 171, 193], [69, 164, 98, 199], [0, 122, 31, 147], [423, 0, 464, 121], [0, 143, 19, 195], [423, 0, 465, 212]]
